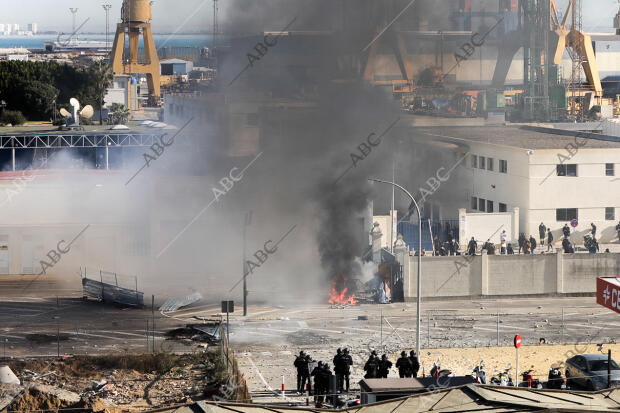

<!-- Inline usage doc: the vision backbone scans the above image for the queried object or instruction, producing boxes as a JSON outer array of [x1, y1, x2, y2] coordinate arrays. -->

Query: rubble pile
[[2, 351, 231, 410]]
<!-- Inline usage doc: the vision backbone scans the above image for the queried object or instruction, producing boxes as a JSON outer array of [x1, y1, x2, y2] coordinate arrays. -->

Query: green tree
[[20, 80, 59, 119], [107, 103, 130, 125], [88, 61, 114, 125]]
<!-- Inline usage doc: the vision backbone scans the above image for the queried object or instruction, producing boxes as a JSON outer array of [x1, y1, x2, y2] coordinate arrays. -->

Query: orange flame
[[328, 276, 358, 305]]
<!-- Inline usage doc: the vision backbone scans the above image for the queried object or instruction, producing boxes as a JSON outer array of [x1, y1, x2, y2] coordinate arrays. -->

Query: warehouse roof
[[414, 125, 620, 150]]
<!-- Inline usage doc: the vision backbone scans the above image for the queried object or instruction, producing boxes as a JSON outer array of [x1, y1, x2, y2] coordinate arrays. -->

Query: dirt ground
[[3, 351, 228, 411]]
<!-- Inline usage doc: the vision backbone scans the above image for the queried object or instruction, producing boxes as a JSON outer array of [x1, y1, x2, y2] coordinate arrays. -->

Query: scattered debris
[[166, 323, 221, 344], [159, 292, 203, 312]]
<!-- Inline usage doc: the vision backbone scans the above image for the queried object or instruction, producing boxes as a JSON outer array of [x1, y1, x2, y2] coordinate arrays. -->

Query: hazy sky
[[0, 0, 212, 32], [0, 0, 618, 33]]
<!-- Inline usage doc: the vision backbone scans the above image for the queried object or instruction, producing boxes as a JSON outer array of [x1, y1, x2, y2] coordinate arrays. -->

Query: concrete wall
[[458, 207, 518, 247], [403, 250, 620, 300]]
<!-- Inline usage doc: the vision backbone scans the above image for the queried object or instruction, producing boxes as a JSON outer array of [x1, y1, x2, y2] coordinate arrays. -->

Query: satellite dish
[[69, 98, 80, 110], [59, 108, 71, 118], [80, 105, 94, 119]]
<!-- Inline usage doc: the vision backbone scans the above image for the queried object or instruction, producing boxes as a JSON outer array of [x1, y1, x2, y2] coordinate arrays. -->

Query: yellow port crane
[[549, 0, 602, 96], [110, 0, 161, 104]]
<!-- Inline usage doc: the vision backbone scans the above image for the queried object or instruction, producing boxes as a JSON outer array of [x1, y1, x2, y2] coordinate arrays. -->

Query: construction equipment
[[110, 0, 160, 105], [549, 0, 602, 97]]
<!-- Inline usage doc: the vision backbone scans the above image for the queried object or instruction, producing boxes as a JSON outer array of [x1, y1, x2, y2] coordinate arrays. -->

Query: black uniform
[[562, 237, 572, 253], [409, 351, 420, 378], [547, 230, 554, 251], [302, 355, 312, 392], [563, 224, 570, 238], [294, 352, 307, 392], [364, 353, 379, 379], [529, 236, 537, 253], [333, 349, 344, 392], [319, 364, 332, 403], [507, 243, 515, 254], [378, 355, 392, 378], [311, 362, 323, 402], [341, 349, 353, 392], [467, 238, 477, 255], [518, 233, 526, 254], [396, 352, 412, 378], [539, 223, 546, 245]]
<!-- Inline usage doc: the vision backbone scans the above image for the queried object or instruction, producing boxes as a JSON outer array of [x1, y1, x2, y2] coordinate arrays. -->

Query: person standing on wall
[[547, 228, 554, 252], [500, 230, 507, 254], [529, 235, 537, 254], [539, 222, 546, 247], [518, 233, 526, 254]]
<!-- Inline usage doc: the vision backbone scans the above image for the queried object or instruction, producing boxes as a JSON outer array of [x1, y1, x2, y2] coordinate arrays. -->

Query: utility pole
[[69, 8, 78, 35], [102, 4, 112, 52], [243, 211, 252, 316], [390, 159, 395, 252], [213, 0, 219, 51]]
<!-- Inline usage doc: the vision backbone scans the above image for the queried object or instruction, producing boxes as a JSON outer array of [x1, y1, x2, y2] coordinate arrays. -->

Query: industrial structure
[[110, 0, 161, 104]]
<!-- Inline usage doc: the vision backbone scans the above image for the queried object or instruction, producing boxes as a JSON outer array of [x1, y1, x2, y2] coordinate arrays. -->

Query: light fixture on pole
[[69, 8, 78, 36], [102, 4, 112, 52], [368, 178, 422, 358]]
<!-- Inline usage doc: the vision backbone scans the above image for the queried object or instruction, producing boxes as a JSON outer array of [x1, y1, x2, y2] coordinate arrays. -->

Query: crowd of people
[[459, 221, 619, 256], [293, 349, 421, 401]]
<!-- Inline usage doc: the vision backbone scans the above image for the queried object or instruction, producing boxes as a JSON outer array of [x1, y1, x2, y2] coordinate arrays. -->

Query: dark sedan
[[565, 354, 620, 390]]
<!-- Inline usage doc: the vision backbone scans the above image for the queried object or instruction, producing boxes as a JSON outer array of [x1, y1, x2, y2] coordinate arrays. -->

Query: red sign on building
[[596, 277, 620, 314]]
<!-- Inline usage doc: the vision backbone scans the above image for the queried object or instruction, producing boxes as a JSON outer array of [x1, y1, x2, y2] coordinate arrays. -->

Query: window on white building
[[500, 159, 508, 173], [487, 200, 494, 213], [556, 208, 578, 221], [487, 158, 494, 171], [471, 197, 478, 210], [479, 156, 486, 169], [499, 203, 507, 212], [556, 164, 577, 177], [606, 207, 615, 221], [471, 154, 478, 168], [606, 163, 615, 176], [479, 198, 486, 212]]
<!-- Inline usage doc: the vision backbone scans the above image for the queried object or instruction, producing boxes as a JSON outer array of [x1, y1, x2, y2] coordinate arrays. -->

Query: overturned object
[[82, 277, 144, 307]]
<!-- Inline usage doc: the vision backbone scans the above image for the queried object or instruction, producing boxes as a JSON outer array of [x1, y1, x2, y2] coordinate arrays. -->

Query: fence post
[[427, 310, 431, 348], [497, 311, 500, 346], [561, 307, 565, 345]]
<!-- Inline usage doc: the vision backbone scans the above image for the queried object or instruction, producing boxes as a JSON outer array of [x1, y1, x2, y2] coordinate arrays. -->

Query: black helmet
[[371, 350, 377, 356], [318, 361, 324, 367], [381, 354, 387, 359], [401, 351, 406, 356], [337, 348, 342, 353], [300, 351, 305, 356], [410, 350, 416, 356], [343, 348, 349, 354]]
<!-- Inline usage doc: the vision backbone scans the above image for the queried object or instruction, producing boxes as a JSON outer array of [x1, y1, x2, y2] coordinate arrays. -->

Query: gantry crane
[[110, 0, 161, 104]]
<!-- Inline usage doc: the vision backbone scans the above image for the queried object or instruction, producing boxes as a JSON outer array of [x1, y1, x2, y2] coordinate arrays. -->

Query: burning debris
[[328, 275, 359, 306]]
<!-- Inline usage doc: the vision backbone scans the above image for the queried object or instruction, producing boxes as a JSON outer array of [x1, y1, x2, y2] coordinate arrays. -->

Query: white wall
[[528, 147, 620, 241]]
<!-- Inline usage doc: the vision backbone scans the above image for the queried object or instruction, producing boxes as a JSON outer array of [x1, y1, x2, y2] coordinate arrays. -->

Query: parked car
[[565, 354, 620, 390]]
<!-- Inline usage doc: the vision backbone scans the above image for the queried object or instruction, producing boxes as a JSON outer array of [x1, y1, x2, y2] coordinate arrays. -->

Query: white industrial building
[[411, 124, 620, 243]]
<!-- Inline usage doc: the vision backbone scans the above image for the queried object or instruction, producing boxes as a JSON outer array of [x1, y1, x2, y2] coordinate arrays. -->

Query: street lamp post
[[102, 5, 112, 53], [369, 178, 422, 358]]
